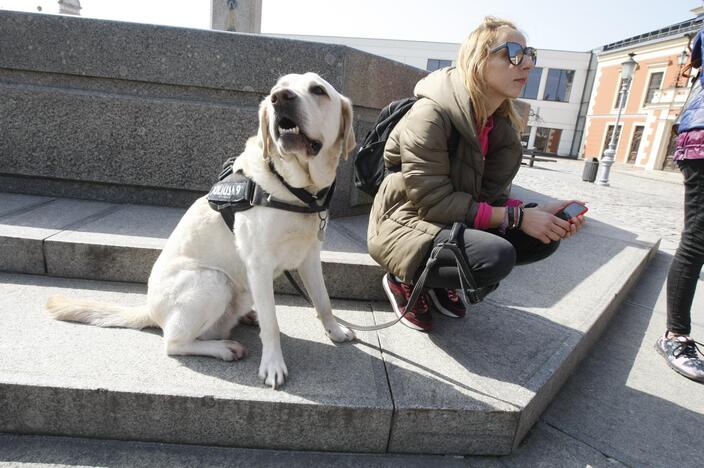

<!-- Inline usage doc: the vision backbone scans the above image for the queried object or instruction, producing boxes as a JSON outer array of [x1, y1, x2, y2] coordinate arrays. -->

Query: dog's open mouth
[[275, 116, 322, 156]]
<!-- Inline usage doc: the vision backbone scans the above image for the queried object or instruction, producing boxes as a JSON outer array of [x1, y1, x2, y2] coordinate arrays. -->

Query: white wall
[[268, 34, 592, 156], [521, 49, 593, 156]]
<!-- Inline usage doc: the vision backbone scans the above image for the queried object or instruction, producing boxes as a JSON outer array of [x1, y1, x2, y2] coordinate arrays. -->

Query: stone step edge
[[511, 238, 660, 449]]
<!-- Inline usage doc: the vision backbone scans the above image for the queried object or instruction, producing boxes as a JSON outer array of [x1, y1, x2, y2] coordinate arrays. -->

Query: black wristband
[[507, 206, 515, 230], [516, 206, 524, 230]]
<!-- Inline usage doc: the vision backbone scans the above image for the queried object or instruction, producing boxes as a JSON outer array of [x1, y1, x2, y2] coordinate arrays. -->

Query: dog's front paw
[[219, 340, 248, 361], [259, 350, 288, 389], [325, 322, 356, 343]]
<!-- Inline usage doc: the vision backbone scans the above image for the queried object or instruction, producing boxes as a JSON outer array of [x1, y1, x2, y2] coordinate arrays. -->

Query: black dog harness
[[207, 160, 335, 233]]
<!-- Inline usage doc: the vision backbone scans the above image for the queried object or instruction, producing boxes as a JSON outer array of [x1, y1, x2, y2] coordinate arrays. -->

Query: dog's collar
[[266, 159, 335, 212]]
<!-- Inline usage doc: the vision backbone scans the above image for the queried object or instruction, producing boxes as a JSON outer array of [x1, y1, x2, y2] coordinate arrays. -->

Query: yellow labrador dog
[[47, 72, 357, 388]]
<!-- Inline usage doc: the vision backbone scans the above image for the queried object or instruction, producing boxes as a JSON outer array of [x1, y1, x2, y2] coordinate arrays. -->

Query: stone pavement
[[1, 159, 702, 466]]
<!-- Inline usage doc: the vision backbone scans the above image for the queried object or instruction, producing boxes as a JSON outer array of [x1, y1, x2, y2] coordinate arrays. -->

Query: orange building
[[582, 9, 703, 171]]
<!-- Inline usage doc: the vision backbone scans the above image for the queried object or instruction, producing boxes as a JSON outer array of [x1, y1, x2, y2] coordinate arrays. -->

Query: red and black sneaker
[[382, 273, 432, 331], [428, 288, 467, 318]]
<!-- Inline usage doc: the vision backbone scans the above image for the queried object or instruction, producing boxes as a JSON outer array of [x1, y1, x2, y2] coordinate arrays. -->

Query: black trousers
[[667, 159, 704, 334], [418, 225, 560, 291]]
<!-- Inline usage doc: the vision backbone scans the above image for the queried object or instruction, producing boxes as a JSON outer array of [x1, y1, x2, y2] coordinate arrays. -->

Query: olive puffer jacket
[[367, 67, 523, 283]]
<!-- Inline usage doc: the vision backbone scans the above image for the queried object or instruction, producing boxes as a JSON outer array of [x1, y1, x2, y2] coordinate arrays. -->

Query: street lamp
[[676, 49, 689, 88], [596, 53, 638, 186]]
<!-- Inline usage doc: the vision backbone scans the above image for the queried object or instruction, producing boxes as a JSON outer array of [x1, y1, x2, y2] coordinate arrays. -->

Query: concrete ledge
[[0, 10, 426, 216], [0, 433, 466, 467], [0, 275, 391, 452], [0, 193, 385, 300], [374, 230, 659, 454]]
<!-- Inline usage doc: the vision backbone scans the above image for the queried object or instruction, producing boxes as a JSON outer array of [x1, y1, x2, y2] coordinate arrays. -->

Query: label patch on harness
[[207, 172, 255, 214], [208, 181, 250, 203]]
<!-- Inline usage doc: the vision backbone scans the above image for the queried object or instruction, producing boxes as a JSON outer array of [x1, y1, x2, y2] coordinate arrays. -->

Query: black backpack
[[353, 97, 459, 196]]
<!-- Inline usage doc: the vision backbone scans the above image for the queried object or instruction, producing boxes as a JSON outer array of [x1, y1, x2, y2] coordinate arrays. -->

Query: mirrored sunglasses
[[490, 42, 538, 66]]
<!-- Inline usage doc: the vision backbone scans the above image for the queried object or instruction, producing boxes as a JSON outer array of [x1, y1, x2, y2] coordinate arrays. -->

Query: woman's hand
[[520, 207, 572, 244], [534, 199, 587, 239], [536, 199, 586, 216]]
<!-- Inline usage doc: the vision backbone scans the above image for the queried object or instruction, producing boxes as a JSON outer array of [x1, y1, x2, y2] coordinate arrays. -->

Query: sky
[[0, 0, 700, 52]]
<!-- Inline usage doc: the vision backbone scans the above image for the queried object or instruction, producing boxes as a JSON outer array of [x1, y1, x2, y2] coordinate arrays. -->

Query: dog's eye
[[310, 85, 328, 97]]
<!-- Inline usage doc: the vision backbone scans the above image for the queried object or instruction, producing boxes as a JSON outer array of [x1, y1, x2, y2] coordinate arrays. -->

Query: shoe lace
[[673, 339, 704, 360]]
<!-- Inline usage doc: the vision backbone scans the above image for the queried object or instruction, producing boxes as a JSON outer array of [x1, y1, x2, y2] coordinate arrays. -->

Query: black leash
[[287, 222, 484, 332]]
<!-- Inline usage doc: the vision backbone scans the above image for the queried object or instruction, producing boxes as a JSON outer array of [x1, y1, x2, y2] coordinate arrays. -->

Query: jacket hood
[[414, 67, 479, 147]]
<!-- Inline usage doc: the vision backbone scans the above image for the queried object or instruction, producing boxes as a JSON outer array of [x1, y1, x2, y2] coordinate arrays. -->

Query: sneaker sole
[[427, 289, 464, 318], [654, 341, 704, 383], [382, 276, 429, 332]]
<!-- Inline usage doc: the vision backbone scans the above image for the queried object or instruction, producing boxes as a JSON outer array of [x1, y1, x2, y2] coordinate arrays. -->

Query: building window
[[603, 124, 622, 153], [534, 127, 562, 153], [519, 67, 543, 100], [543, 69, 575, 102], [521, 126, 532, 148], [426, 59, 452, 71], [644, 72, 664, 105]]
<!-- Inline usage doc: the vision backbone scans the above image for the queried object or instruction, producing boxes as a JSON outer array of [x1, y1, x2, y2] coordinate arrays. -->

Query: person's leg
[[416, 227, 512, 318], [500, 227, 560, 265], [422, 227, 516, 290], [666, 159, 704, 335], [657, 159, 704, 383]]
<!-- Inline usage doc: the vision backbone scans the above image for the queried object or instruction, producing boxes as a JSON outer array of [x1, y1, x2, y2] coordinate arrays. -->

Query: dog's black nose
[[271, 89, 296, 105]]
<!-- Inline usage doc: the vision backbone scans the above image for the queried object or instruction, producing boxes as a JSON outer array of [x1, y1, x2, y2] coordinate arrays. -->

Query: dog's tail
[[46, 295, 156, 329]]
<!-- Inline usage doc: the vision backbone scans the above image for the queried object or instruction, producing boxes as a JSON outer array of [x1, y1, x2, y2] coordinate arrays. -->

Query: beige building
[[582, 8, 703, 171]]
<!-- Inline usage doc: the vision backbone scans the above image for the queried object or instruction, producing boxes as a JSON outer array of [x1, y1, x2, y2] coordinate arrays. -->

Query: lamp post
[[596, 53, 638, 186], [676, 49, 688, 88]]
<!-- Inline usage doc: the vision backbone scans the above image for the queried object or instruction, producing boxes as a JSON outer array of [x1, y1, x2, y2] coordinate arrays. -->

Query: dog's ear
[[258, 98, 271, 160], [338, 96, 356, 159]]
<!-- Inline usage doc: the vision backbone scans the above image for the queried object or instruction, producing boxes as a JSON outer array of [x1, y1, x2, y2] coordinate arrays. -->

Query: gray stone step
[[0, 190, 659, 454], [0, 193, 384, 300], [0, 433, 468, 467]]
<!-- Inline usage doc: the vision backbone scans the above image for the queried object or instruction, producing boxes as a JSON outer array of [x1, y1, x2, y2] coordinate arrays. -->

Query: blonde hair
[[457, 16, 525, 133]]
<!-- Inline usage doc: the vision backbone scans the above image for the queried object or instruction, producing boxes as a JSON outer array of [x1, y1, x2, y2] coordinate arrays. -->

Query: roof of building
[[601, 17, 704, 52]]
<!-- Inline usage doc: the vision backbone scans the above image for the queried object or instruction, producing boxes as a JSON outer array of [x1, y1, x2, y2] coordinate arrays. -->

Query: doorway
[[627, 126, 644, 164], [661, 125, 678, 172]]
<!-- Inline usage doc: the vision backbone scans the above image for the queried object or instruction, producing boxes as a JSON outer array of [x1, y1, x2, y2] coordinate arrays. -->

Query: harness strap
[[250, 179, 335, 214], [208, 168, 335, 232]]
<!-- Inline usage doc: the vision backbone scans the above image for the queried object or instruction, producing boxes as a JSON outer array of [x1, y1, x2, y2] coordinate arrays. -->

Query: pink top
[[471, 117, 523, 230], [478, 117, 494, 157]]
